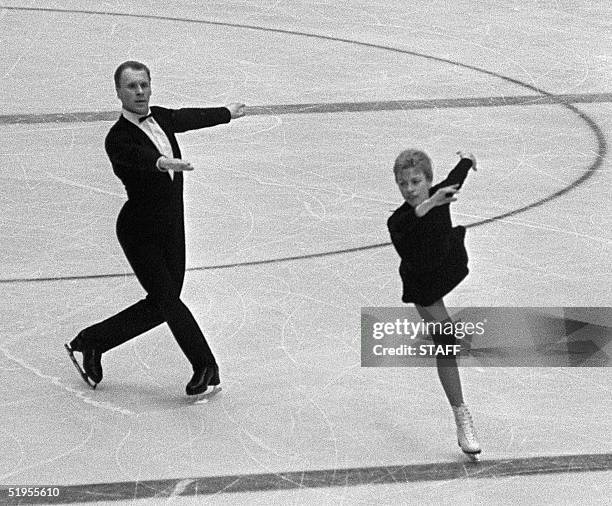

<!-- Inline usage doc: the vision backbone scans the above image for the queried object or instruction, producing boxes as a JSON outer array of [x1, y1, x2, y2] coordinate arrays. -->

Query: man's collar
[[122, 108, 151, 126]]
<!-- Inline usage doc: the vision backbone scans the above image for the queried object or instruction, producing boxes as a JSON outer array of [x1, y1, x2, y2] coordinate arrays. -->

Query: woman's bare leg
[[415, 299, 464, 407]]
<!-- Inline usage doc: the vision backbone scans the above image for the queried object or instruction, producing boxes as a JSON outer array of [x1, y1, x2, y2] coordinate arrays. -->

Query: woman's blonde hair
[[393, 149, 433, 182]]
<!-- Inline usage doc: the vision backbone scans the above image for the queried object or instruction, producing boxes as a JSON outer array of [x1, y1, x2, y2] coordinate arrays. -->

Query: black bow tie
[[138, 113, 153, 123]]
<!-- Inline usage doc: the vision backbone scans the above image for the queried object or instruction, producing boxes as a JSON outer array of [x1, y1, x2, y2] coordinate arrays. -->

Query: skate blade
[[64, 344, 97, 390], [191, 385, 222, 404], [460, 449, 481, 462]]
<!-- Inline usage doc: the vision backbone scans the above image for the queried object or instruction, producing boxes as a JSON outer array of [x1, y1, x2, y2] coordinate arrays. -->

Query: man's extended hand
[[226, 102, 246, 119], [158, 157, 194, 172]]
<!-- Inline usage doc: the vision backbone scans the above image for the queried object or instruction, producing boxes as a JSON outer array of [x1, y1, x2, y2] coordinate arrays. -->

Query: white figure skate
[[452, 404, 481, 462]]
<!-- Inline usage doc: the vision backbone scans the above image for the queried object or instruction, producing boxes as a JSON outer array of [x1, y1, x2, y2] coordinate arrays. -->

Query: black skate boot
[[65, 332, 102, 389], [186, 363, 220, 397]]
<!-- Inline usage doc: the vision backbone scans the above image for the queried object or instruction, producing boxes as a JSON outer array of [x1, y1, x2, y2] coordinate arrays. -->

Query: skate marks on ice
[[1, 453, 609, 504], [0, 338, 134, 417]]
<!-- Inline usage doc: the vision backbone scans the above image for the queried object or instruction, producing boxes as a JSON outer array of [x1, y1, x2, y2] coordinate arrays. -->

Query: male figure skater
[[65, 60, 245, 396]]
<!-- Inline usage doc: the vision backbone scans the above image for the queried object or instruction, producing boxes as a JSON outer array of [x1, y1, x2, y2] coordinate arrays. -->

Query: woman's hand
[[415, 184, 459, 217], [457, 150, 477, 171], [430, 184, 460, 206]]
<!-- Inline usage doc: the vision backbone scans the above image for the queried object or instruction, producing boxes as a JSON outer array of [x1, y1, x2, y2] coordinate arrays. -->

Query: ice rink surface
[[0, 1, 610, 504]]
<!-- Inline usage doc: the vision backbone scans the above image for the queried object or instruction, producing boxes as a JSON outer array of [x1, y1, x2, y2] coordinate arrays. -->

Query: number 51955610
[[8, 487, 60, 497]]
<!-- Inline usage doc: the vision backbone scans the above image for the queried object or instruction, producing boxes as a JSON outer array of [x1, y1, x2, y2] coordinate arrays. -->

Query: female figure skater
[[387, 149, 481, 460]]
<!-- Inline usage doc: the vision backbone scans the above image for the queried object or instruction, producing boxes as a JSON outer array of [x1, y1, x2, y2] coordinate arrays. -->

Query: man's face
[[116, 68, 151, 115]]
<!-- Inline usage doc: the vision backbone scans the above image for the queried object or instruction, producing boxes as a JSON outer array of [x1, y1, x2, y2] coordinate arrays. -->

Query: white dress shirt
[[122, 108, 174, 180]]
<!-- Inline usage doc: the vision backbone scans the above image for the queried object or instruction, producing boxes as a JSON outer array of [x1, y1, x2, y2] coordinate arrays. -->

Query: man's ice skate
[[186, 364, 220, 398], [452, 404, 481, 461], [64, 344, 97, 389]]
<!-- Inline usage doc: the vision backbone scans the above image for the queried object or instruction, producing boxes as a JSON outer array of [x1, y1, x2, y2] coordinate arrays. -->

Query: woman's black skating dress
[[387, 158, 472, 306]]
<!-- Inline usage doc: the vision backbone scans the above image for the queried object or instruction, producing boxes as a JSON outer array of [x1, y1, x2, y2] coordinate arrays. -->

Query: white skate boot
[[452, 404, 481, 461]]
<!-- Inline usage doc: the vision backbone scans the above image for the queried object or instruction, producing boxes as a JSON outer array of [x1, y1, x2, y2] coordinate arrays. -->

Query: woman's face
[[396, 168, 431, 207]]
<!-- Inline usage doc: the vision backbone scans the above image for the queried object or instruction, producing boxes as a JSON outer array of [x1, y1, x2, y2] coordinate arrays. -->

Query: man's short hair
[[114, 61, 151, 88]]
